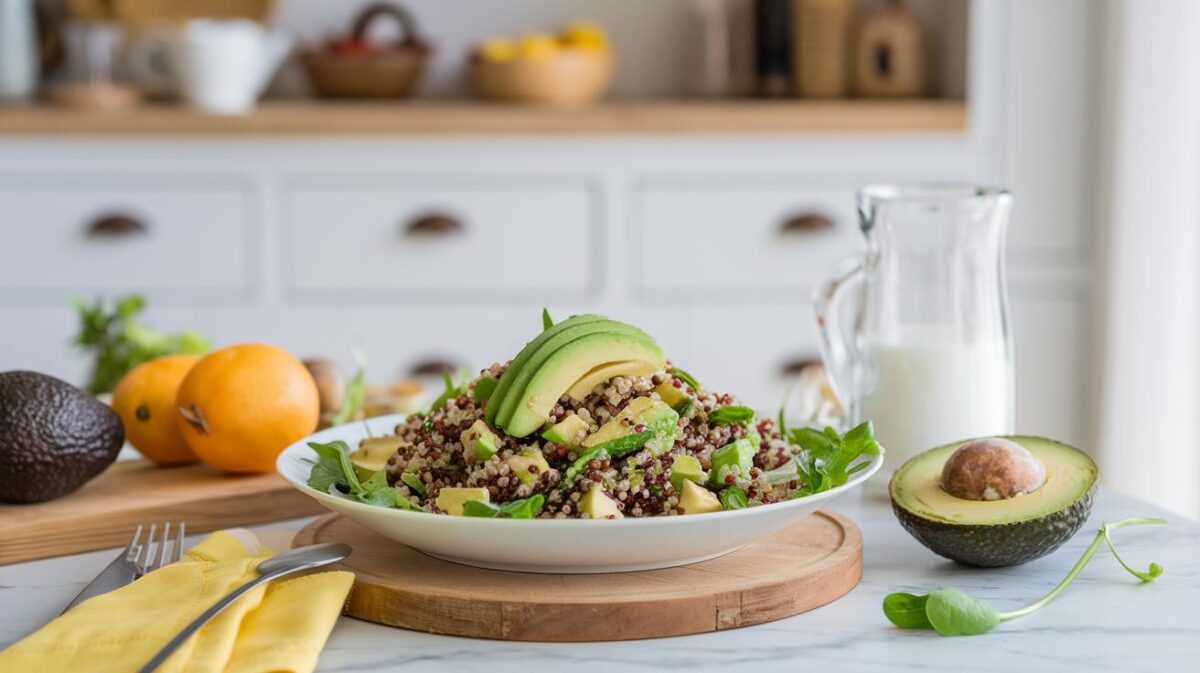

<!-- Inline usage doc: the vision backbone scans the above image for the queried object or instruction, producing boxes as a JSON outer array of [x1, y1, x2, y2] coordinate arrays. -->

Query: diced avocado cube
[[708, 437, 756, 488], [435, 487, 490, 516], [541, 414, 590, 448], [400, 471, 426, 496], [654, 381, 687, 408], [460, 419, 501, 463], [678, 479, 722, 515], [580, 485, 624, 519], [506, 448, 551, 485], [351, 436, 405, 472], [582, 397, 678, 448], [670, 455, 707, 492]]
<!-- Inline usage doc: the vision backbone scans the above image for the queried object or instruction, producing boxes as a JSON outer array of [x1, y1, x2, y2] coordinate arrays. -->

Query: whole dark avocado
[[0, 371, 124, 504], [890, 436, 1098, 567]]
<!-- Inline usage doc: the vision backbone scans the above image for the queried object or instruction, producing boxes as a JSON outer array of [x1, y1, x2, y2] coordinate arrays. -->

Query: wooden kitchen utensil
[[0, 460, 325, 565], [294, 509, 862, 641], [854, 0, 925, 97]]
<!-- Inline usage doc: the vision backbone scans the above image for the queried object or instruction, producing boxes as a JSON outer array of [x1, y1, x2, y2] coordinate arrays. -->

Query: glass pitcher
[[815, 184, 1015, 481]]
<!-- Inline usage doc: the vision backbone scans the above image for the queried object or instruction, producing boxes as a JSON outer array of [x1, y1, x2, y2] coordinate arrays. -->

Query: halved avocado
[[565, 360, 659, 401], [485, 314, 609, 426], [502, 331, 666, 437], [890, 436, 1098, 567], [490, 319, 650, 430]]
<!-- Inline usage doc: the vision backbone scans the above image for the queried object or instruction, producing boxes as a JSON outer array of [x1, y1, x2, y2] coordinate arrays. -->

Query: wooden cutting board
[[0, 460, 324, 565], [294, 509, 863, 641]]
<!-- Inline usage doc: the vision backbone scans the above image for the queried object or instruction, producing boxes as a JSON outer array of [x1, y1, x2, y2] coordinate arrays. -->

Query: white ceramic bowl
[[277, 414, 884, 573]]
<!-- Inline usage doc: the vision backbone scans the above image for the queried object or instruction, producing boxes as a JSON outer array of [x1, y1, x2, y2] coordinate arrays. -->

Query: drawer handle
[[86, 213, 148, 238], [408, 358, 463, 377], [779, 213, 834, 235], [779, 357, 822, 377], [403, 213, 464, 238]]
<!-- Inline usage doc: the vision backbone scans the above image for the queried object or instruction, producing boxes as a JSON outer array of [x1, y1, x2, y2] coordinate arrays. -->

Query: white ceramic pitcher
[[127, 19, 291, 115]]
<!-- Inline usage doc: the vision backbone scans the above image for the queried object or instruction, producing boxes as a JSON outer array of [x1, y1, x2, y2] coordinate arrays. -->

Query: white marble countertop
[[2, 489, 1197, 672]]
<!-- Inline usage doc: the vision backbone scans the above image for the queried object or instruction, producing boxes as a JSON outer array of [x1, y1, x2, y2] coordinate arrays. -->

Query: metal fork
[[61, 522, 187, 614]]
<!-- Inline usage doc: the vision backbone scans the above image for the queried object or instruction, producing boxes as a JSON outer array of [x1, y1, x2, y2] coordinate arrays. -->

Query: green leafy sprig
[[669, 367, 701, 392], [306, 440, 420, 511], [884, 517, 1167, 636], [542, 308, 554, 330], [330, 354, 366, 427], [463, 494, 546, 519], [708, 405, 755, 426]]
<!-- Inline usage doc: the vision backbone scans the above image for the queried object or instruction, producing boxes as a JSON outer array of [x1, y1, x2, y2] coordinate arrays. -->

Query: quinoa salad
[[305, 312, 880, 520]]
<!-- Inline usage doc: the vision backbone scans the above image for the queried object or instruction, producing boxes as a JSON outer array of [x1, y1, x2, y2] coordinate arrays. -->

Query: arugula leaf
[[882, 593, 933, 629], [306, 441, 350, 493], [356, 469, 399, 507], [788, 422, 879, 494], [429, 370, 463, 412], [669, 367, 701, 392], [330, 356, 366, 427], [473, 376, 498, 404], [719, 487, 749, 510], [884, 517, 1166, 637], [674, 397, 694, 417], [463, 494, 546, 519], [400, 471, 427, 496], [708, 405, 755, 426], [542, 308, 554, 330]]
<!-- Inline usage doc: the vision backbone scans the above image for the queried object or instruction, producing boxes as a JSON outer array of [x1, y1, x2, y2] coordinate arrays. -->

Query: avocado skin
[[891, 478, 1097, 567], [0, 371, 125, 504]]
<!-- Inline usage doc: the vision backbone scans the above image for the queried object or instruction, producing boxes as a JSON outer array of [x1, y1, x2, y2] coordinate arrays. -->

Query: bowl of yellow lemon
[[469, 22, 613, 106]]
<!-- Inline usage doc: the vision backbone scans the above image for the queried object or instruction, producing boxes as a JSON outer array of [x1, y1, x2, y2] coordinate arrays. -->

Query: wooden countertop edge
[[0, 99, 968, 136]]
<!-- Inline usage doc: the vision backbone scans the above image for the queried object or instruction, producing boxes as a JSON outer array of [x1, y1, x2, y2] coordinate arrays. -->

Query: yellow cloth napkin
[[0, 529, 354, 673]]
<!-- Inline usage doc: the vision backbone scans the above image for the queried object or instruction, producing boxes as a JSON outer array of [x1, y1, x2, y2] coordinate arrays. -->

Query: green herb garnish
[[884, 517, 1167, 636], [708, 405, 755, 426], [429, 370, 463, 412], [669, 367, 700, 392], [719, 487, 749, 510], [789, 421, 880, 496], [542, 308, 554, 330], [473, 376, 498, 404], [400, 471, 427, 496], [72, 294, 211, 394], [330, 354, 366, 427], [306, 440, 417, 510], [560, 446, 608, 491], [463, 494, 546, 519], [674, 397, 694, 417]]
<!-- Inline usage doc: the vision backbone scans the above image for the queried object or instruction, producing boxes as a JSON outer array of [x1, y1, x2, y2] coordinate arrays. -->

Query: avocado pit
[[940, 437, 1046, 501]]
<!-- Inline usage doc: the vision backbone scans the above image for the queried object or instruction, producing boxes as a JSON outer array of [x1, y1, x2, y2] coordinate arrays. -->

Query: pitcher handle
[[814, 257, 866, 423]]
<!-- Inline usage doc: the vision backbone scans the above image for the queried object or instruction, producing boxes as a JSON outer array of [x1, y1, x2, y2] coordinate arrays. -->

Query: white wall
[[1094, 0, 1200, 519]]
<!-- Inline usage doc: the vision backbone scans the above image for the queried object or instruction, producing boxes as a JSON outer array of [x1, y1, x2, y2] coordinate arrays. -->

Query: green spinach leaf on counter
[[883, 517, 1167, 636]]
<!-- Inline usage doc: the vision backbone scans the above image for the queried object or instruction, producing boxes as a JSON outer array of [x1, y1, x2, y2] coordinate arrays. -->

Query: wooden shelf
[[0, 99, 966, 136]]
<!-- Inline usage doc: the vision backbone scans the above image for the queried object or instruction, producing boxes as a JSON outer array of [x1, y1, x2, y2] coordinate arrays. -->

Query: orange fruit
[[111, 354, 201, 466], [176, 343, 320, 474]]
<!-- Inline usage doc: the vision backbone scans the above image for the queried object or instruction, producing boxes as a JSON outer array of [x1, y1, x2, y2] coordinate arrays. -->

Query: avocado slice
[[502, 331, 666, 437], [459, 419, 501, 462], [582, 397, 678, 448], [654, 381, 687, 409], [669, 454, 707, 492], [541, 414, 590, 448], [0, 371, 124, 503], [435, 487, 490, 515], [708, 437, 756, 488], [565, 360, 659, 401], [890, 436, 1098, 567], [491, 319, 652, 430], [484, 314, 610, 426], [351, 436, 405, 472], [678, 479, 722, 515], [580, 485, 623, 519], [506, 448, 551, 485]]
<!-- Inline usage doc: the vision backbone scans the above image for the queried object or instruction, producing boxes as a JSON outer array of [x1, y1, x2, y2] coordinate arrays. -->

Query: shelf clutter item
[[854, 0, 925, 97], [51, 19, 141, 109], [0, 0, 40, 101], [792, 0, 855, 98], [303, 2, 430, 99], [105, 0, 275, 37], [752, 0, 791, 97], [469, 22, 613, 106]]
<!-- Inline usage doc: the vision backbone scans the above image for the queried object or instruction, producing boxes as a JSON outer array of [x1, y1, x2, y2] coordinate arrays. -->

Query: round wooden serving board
[[294, 510, 863, 641]]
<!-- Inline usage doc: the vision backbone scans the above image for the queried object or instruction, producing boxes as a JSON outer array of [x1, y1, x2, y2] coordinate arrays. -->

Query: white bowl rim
[[277, 413, 884, 528]]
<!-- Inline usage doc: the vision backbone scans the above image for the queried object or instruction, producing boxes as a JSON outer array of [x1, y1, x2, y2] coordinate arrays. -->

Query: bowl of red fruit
[[303, 2, 431, 99]]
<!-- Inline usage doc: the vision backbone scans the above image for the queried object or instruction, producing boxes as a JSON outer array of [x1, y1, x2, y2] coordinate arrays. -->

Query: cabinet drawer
[[283, 180, 595, 299], [634, 183, 860, 298], [0, 176, 253, 301]]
